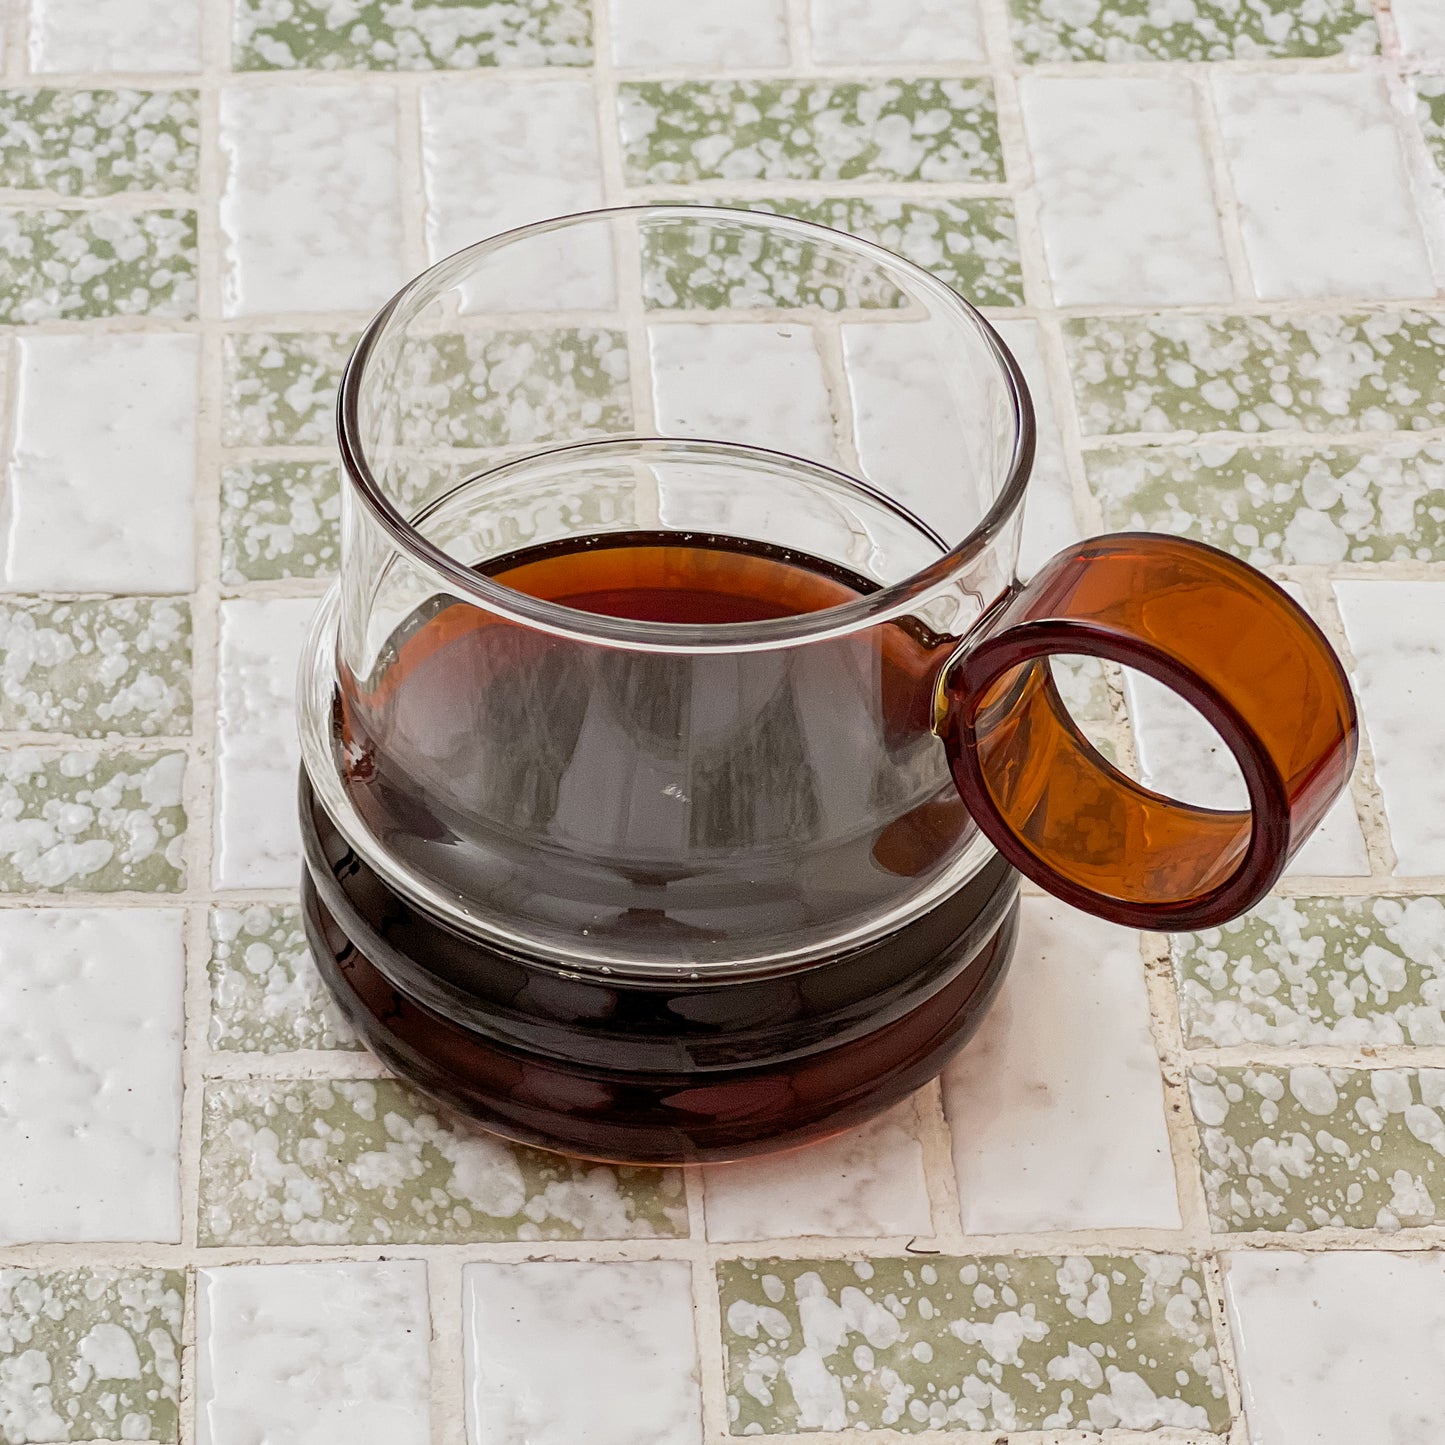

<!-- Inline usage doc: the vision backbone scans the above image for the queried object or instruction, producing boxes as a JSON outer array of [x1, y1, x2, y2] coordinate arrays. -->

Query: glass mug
[[296, 206, 1357, 1164]]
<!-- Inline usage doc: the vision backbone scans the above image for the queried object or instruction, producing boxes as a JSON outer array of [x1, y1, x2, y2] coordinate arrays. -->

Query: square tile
[[1174, 893, 1445, 1048], [721, 1255, 1227, 1432], [29, 0, 201, 71], [1124, 667, 1370, 876], [0, 208, 197, 324], [0, 1268, 184, 1442], [1190, 1064, 1445, 1231], [464, 1261, 701, 1445], [994, 318, 1080, 578], [619, 79, 1002, 185], [3, 334, 197, 591], [213, 598, 316, 889], [649, 321, 837, 460], [220, 461, 340, 583], [1008, 0, 1376, 61], [942, 897, 1181, 1233], [1395, 0, 1445, 58], [420, 78, 602, 255], [208, 902, 360, 1053], [233, 0, 593, 69], [702, 1099, 932, 1241], [1212, 73, 1433, 301], [1224, 1251, 1445, 1445], [1020, 76, 1231, 306], [199, 1078, 687, 1245], [221, 331, 357, 445], [219, 84, 405, 316], [419, 77, 607, 308], [1334, 581, 1445, 875], [0, 597, 191, 736], [0, 909, 182, 1243], [840, 320, 1000, 544], [0, 89, 198, 194], [0, 749, 188, 892], [810, 0, 985, 62], [198, 1262, 430, 1445], [611, 0, 788, 66]]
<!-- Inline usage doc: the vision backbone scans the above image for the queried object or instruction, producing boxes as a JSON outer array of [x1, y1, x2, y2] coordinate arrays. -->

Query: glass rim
[[337, 202, 1037, 650]]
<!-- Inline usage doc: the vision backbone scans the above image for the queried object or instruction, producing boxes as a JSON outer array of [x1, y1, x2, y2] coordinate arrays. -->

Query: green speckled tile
[[0, 89, 198, 195], [0, 1268, 184, 1443], [1416, 77, 1445, 176], [198, 1079, 688, 1244], [720, 1254, 1227, 1433], [0, 598, 191, 736], [390, 330, 632, 449], [220, 461, 340, 583], [1065, 313, 1445, 436], [1088, 442, 1445, 565], [208, 903, 360, 1053], [642, 198, 1022, 310], [1176, 895, 1445, 1047], [221, 332, 357, 446], [619, 80, 1003, 186], [233, 0, 593, 69], [1008, 0, 1376, 63], [0, 208, 196, 322], [1191, 1064, 1445, 1231], [0, 750, 187, 892]]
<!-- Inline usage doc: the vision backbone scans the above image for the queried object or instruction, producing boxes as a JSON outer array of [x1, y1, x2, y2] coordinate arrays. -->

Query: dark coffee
[[302, 532, 1021, 1162]]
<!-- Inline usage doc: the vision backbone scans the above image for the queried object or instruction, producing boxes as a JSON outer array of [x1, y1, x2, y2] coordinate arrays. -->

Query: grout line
[[428, 1256, 468, 1445], [396, 74, 431, 276], [1192, 65, 1256, 303], [783, 0, 812, 70]]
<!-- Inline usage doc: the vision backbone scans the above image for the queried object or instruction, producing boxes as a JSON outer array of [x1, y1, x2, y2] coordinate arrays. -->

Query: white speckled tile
[[942, 898, 1182, 1233], [213, 597, 316, 889], [1225, 1251, 1445, 1445], [1019, 75, 1232, 307], [3, 334, 198, 592], [610, 0, 788, 66], [420, 78, 604, 260], [809, 0, 985, 63], [1334, 580, 1445, 876], [0, 909, 183, 1243], [702, 1098, 933, 1242], [649, 320, 838, 461], [464, 1260, 702, 1445], [29, 0, 201, 72], [219, 84, 405, 316], [197, 1261, 432, 1445], [1393, 0, 1445, 59], [1212, 73, 1435, 301]]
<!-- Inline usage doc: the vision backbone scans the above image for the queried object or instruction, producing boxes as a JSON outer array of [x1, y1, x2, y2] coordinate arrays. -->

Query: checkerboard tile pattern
[[0, 0, 1443, 1442]]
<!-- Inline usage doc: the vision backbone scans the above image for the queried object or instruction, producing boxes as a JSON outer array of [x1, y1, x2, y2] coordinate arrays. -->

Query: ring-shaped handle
[[937, 534, 1359, 931]]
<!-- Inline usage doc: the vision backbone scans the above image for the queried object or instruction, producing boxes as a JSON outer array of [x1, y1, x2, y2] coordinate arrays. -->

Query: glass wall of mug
[[302, 206, 1035, 976]]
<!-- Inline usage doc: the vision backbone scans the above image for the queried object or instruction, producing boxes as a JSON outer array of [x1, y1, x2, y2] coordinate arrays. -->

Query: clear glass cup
[[296, 206, 1357, 1162]]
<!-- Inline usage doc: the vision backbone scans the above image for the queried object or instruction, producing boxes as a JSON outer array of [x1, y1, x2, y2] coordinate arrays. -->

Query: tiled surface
[[0, 2, 1442, 1444]]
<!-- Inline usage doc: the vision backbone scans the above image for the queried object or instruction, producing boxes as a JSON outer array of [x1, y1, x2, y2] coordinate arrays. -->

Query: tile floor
[[0, 1, 1442, 1443]]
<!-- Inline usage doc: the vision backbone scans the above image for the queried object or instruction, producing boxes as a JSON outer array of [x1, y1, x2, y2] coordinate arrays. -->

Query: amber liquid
[[303, 532, 1021, 1162]]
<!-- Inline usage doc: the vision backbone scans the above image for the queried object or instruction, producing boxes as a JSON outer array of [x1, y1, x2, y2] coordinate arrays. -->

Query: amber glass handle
[[936, 534, 1359, 931]]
